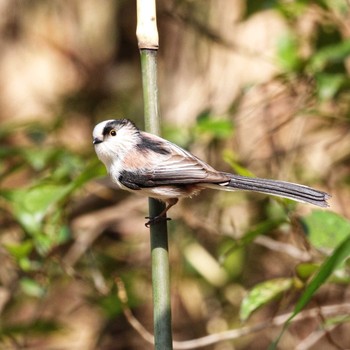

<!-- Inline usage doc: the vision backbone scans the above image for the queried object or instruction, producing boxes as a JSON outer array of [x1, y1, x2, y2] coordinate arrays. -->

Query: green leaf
[[4, 241, 42, 271], [4, 240, 33, 260], [244, 0, 279, 17], [20, 277, 46, 298], [222, 218, 286, 257], [240, 278, 293, 321], [72, 159, 106, 188], [293, 236, 350, 315], [2, 183, 73, 235], [218, 240, 244, 279], [309, 40, 350, 72], [296, 263, 319, 280], [195, 112, 234, 139], [272, 236, 350, 348], [296, 262, 350, 284], [301, 210, 350, 250], [276, 0, 309, 19], [18, 257, 37, 272], [315, 73, 347, 100], [94, 293, 123, 318], [222, 150, 255, 177], [277, 33, 302, 72], [21, 148, 59, 171], [0, 320, 61, 340], [245, 0, 309, 19]]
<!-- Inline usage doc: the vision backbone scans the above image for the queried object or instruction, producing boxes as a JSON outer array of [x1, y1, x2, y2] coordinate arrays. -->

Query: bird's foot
[[145, 215, 171, 228]]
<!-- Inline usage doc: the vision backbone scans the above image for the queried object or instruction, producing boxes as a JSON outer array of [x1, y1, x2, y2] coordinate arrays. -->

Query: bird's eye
[[109, 129, 117, 137]]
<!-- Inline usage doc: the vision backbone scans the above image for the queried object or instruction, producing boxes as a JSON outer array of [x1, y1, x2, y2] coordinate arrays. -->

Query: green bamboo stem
[[140, 48, 173, 350], [139, 31, 173, 350]]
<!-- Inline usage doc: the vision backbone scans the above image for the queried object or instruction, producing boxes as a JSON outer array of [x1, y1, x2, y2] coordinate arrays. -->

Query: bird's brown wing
[[118, 140, 229, 189]]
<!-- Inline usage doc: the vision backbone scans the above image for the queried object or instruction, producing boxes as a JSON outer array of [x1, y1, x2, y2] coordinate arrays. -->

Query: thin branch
[[295, 325, 338, 350], [254, 235, 312, 261], [171, 304, 350, 350], [115, 276, 350, 349], [116, 277, 154, 345]]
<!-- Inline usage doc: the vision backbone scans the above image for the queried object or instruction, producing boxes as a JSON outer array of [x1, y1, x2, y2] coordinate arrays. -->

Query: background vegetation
[[1, 1, 350, 349]]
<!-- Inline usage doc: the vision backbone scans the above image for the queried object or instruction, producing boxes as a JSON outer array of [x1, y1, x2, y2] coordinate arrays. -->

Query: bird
[[92, 119, 330, 227]]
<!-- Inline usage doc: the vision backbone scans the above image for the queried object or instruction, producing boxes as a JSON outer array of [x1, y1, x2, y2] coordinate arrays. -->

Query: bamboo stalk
[[136, 1, 173, 349]]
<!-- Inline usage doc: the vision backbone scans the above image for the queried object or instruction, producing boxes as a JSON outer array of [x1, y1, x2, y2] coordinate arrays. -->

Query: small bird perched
[[93, 119, 330, 227]]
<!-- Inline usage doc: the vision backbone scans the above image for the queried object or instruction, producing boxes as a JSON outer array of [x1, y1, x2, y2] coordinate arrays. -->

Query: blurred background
[[1, 0, 350, 349]]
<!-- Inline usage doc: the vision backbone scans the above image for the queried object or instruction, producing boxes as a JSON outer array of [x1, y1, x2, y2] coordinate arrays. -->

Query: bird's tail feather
[[215, 173, 330, 208]]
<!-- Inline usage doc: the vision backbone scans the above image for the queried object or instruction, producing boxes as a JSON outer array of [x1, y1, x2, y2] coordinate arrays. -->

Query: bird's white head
[[92, 119, 140, 167]]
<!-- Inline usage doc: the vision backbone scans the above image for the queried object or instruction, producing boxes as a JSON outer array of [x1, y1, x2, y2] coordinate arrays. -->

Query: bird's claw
[[145, 216, 171, 228]]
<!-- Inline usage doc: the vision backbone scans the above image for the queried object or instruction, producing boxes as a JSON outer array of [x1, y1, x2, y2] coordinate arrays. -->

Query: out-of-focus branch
[[115, 276, 350, 350], [116, 277, 154, 345], [254, 235, 312, 261]]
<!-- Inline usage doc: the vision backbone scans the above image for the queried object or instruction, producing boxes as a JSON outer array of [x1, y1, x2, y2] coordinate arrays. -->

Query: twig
[[254, 235, 312, 261], [295, 325, 338, 350], [64, 197, 145, 267], [115, 276, 350, 349], [116, 277, 154, 345], [171, 304, 350, 349]]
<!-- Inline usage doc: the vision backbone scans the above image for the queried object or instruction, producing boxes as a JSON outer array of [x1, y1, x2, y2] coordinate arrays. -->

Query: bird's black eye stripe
[[103, 126, 118, 137], [102, 119, 135, 137], [102, 126, 112, 136]]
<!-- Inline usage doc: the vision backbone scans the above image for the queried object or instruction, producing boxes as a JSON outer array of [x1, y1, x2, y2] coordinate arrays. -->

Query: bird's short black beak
[[93, 138, 103, 145]]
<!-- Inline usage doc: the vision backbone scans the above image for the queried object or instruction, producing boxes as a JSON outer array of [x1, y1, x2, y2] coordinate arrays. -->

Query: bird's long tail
[[217, 173, 330, 208]]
